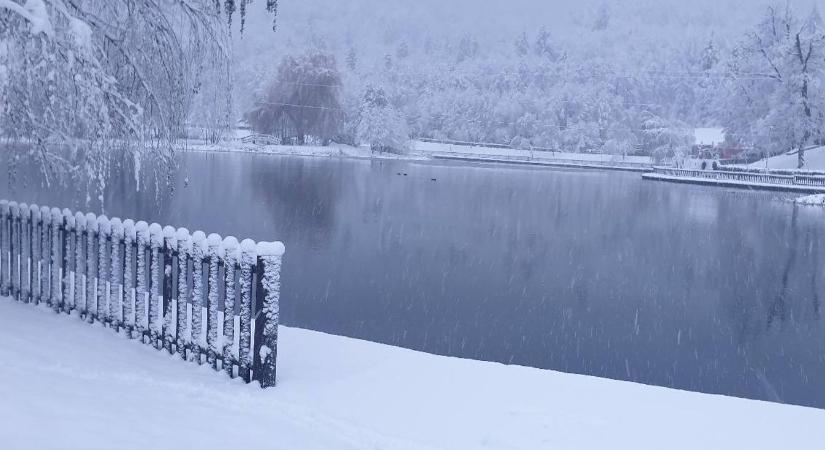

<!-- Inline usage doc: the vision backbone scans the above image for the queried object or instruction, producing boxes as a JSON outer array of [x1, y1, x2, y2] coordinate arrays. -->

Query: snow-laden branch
[[0, 0, 53, 36]]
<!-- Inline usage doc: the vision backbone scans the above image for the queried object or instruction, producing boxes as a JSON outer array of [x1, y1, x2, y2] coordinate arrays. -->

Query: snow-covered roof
[[694, 128, 725, 146]]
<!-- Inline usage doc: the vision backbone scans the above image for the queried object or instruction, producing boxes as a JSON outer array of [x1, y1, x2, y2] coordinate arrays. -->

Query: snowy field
[[746, 146, 825, 171], [1, 299, 822, 450]]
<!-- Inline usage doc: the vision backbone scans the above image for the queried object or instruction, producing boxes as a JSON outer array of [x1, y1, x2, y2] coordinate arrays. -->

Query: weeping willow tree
[[0, 0, 277, 194]]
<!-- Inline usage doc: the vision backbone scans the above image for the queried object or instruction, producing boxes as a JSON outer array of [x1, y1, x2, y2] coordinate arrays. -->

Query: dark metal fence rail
[[0, 200, 284, 388]]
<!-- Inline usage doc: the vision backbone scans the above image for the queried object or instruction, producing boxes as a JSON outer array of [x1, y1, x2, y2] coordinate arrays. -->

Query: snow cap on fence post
[[122, 219, 135, 242], [176, 228, 192, 254], [110, 218, 123, 239], [85, 213, 97, 229], [0, 200, 8, 215], [192, 230, 207, 252], [240, 239, 257, 262], [30, 204, 40, 223], [207, 233, 222, 254], [135, 221, 149, 239], [74, 211, 85, 231], [9, 201, 19, 217], [62, 209, 74, 231], [42, 206, 52, 225], [19, 203, 28, 219], [97, 215, 111, 236], [148, 223, 163, 248], [163, 226, 177, 243], [222, 236, 240, 261], [255, 241, 284, 388]]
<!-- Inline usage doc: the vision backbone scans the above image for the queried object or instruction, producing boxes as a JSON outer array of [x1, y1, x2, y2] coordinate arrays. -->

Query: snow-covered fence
[[653, 167, 798, 186], [0, 200, 284, 388]]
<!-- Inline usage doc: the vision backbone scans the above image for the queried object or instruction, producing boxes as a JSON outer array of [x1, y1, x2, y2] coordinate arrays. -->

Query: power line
[[254, 101, 344, 111]]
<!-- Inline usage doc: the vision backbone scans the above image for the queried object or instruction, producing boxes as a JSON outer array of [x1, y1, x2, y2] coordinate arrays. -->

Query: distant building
[[694, 128, 726, 147], [692, 127, 755, 164]]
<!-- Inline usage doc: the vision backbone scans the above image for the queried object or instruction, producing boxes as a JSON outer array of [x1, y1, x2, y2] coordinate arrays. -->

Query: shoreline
[[181, 141, 655, 172]]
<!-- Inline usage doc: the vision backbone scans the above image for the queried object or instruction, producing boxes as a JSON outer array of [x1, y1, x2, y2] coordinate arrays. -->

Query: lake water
[[3, 150, 825, 409]]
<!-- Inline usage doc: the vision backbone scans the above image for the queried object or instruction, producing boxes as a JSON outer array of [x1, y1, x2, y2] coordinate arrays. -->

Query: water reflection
[[2, 151, 824, 409]]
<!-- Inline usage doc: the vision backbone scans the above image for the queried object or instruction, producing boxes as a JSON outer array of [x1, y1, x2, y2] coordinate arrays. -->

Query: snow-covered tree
[[0, 0, 277, 185], [721, 5, 825, 168], [245, 51, 344, 145], [357, 85, 409, 153], [640, 115, 694, 164]]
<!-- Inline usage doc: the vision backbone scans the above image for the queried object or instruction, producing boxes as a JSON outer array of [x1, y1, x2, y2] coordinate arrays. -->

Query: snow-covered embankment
[[1, 299, 821, 450]]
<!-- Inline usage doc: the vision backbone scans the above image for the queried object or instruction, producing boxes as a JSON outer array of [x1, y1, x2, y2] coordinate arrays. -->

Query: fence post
[[175, 228, 191, 360], [40, 206, 51, 307], [253, 242, 284, 388], [85, 213, 98, 323], [148, 224, 163, 349], [222, 236, 239, 378], [238, 239, 256, 383], [74, 213, 87, 317], [62, 209, 73, 312], [162, 226, 177, 354], [122, 220, 136, 337], [135, 221, 149, 341], [0, 200, 7, 297], [97, 216, 111, 324], [30, 205, 41, 304], [206, 233, 222, 370], [50, 208, 63, 313], [191, 231, 207, 363], [19, 203, 29, 304], [10, 202, 19, 301], [110, 218, 124, 331], [28, 205, 37, 305]]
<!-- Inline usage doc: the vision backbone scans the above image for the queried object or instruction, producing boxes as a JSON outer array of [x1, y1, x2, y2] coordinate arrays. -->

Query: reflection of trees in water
[[717, 202, 824, 345], [0, 143, 178, 218], [766, 206, 824, 330], [811, 230, 821, 320], [247, 157, 341, 245], [768, 206, 798, 329]]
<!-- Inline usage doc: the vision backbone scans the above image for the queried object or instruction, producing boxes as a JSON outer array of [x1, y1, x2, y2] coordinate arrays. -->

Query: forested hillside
[[232, 0, 823, 160]]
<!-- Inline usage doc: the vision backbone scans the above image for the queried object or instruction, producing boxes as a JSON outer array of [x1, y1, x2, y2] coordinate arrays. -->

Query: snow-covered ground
[[414, 140, 654, 165], [796, 193, 825, 205], [185, 141, 426, 161], [182, 137, 654, 169], [746, 146, 825, 170], [1, 299, 822, 450]]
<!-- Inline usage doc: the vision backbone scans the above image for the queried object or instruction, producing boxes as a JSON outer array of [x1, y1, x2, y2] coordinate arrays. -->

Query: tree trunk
[[798, 146, 806, 169]]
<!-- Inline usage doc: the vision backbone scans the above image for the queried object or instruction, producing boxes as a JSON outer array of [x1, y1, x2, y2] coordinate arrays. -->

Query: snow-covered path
[[0, 299, 822, 450]]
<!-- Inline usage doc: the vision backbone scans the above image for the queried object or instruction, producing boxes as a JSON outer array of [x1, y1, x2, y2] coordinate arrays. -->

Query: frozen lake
[[4, 151, 825, 409]]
